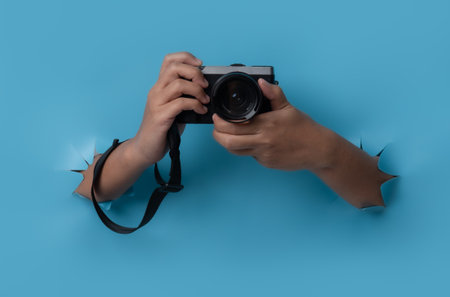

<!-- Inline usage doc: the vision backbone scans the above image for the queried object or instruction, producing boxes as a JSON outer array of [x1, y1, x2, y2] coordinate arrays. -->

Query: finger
[[160, 52, 202, 74], [258, 78, 289, 110], [164, 79, 209, 104], [164, 97, 208, 120], [160, 62, 208, 88], [212, 113, 260, 135], [228, 148, 254, 156], [213, 129, 261, 151]]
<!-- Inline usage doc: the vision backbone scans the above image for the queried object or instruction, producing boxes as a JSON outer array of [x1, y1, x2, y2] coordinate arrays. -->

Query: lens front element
[[212, 73, 262, 122]]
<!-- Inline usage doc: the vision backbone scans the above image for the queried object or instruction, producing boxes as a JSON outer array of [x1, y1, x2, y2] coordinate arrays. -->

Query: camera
[[176, 64, 276, 123]]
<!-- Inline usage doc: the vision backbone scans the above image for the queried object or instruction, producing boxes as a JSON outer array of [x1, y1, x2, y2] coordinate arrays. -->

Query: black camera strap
[[90, 122, 183, 234]]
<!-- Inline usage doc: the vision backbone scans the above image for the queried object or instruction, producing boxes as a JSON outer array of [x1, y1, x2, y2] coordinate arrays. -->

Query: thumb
[[258, 78, 289, 110]]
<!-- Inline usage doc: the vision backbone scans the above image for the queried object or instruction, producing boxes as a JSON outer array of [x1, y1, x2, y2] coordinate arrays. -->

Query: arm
[[311, 135, 392, 208], [74, 139, 150, 202], [75, 52, 210, 202], [212, 79, 394, 208]]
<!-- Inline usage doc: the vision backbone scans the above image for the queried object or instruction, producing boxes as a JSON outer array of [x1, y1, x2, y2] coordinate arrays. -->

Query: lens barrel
[[211, 72, 262, 122]]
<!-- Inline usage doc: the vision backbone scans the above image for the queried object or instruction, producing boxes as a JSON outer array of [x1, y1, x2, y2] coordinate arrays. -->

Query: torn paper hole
[[66, 138, 135, 210], [358, 139, 398, 211]]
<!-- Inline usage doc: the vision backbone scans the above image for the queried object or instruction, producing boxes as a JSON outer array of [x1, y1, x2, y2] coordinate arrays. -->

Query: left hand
[[212, 79, 337, 171]]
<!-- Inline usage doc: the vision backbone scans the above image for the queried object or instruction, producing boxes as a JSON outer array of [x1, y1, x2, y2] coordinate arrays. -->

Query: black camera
[[176, 64, 275, 123]]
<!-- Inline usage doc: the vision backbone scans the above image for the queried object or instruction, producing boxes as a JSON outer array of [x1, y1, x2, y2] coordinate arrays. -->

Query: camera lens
[[212, 73, 262, 122]]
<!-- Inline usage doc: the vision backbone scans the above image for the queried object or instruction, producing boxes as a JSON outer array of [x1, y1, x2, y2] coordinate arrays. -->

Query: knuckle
[[147, 88, 155, 98], [193, 70, 203, 81], [173, 99, 184, 110], [195, 84, 206, 97], [183, 51, 195, 60], [163, 53, 173, 62], [195, 84, 205, 94], [262, 150, 272, 160], [193, 100, 203, 109], [218, 135, 227, 148], [259, 134, 272, 147], [260, 152, 276, 168], [223, 137, 233, 149], [194, 67, 203, 76], [255, 125, 263, 134], [182, 98, 193, 108], [265, 119, 276, 129], [167, 62, 178, 72], [174, 79, 184, 89]]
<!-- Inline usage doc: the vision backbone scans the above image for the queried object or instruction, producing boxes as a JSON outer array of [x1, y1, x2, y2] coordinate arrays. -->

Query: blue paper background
[[1, 0, 449, 296]]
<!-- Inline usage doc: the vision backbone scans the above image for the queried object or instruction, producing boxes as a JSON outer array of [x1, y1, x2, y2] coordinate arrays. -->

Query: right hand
[[130, 52, 210, 167]]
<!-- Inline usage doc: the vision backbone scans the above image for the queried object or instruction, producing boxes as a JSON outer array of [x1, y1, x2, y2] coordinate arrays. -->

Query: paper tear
[[72, 191, 112, 210], [68, 139, 134, 209], [360, 205, 385, 213], [358, 138, 398, 210], [377, 144, 401, 176]]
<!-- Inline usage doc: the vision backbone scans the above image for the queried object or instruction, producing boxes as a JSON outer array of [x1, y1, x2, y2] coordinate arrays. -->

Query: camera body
[[176, 64, 275, 123]]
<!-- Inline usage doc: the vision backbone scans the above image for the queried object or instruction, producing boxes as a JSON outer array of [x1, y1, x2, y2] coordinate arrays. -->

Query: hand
[[212, 79, 337, 171], [130, 52, 210, 167]]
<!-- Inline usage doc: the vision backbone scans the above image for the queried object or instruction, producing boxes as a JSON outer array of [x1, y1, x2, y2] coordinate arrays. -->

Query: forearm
[[312, 130, 393, 208], [74, 53, 209, 203], [74, 137, 151, 202]]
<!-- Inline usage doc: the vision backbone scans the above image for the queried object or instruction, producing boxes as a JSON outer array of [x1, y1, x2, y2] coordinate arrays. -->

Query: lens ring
[[211, 72, 262, 122]]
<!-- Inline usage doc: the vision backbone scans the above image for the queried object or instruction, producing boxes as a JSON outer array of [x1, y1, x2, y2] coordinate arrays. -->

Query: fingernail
[[205, 94, 210, 103], [203, 105, 208, 112], [259, 78, 269, 86], [203, 78, 209, 87], [196, 58, 202, 65]]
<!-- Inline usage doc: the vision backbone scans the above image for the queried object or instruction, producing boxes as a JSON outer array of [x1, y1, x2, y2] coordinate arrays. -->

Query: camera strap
[[90, 122, 183, 234]]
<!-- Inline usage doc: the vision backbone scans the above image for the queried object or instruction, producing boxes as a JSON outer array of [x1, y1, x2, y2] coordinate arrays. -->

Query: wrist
[[308, 125, 341, 174]]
